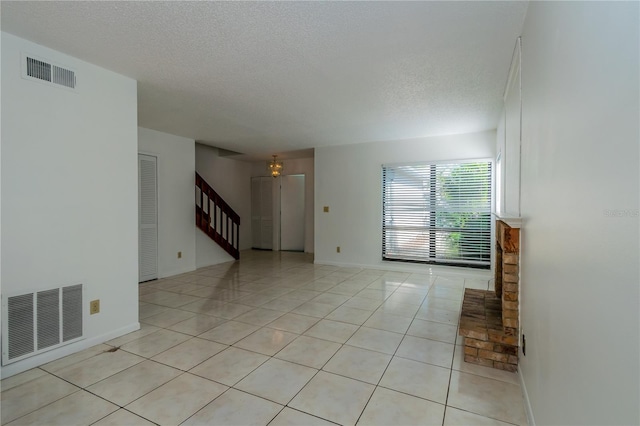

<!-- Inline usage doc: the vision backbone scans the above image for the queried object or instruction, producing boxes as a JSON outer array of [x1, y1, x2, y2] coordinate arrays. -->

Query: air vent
[[2, 284, 84, 365], [52, 64, 75, 88], [62, 284, 83, 341], [37, 289, 60, 350], [26, 57, 52, 82], [23, 54, 76, 90], [7, 294, 34, 360]]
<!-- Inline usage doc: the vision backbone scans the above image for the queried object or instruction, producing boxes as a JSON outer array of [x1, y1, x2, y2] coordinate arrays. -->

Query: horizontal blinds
[[382, 161, 492, 268]]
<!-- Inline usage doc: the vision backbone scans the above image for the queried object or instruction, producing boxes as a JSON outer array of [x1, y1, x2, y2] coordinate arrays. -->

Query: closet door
[[138, 154, 158, 282], [251, 177, 273, 249], [280, 175, 305, 251]]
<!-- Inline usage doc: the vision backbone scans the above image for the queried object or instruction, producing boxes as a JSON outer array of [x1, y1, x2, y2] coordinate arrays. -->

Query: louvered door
[[139, 154, 158, 282]]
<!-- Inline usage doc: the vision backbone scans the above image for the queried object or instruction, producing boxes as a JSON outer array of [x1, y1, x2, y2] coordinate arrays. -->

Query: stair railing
[[195, 172, 240, 259]]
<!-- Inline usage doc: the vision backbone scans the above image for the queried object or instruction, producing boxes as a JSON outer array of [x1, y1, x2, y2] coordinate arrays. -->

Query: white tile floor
[[1, 250, 527, 425]]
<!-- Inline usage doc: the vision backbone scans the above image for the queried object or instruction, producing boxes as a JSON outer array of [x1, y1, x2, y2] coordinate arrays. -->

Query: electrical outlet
[[522, 334, 526, 356], [90, 299, 100, 315], [336, 246, 341, 253], [177, 251, 182, 259]]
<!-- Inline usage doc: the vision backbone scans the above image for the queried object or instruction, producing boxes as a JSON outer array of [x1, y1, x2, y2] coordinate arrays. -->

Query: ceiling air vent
[[23, 54, 76, 90]]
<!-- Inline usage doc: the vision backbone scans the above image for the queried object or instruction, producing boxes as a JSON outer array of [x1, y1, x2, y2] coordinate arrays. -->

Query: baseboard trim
[[159, 265, 197, 279], [195, 257, 235, 270], [0, 322, 140, 379], [313, 259, 492, 279], [519, 367, 536, 426]]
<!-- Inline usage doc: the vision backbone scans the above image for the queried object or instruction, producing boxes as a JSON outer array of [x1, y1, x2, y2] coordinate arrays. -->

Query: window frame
[[381, 158, 493, 269]]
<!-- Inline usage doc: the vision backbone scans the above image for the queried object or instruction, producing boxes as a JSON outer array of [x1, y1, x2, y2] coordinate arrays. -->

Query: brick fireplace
[[459, 219, 521, 372]]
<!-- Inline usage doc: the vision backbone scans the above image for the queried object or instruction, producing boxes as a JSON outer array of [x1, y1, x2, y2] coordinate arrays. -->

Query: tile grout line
[[354, 274, 446, 425]]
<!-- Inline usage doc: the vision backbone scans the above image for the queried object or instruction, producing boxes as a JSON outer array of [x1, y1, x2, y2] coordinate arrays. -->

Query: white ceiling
[[1, 1, 528, 160]]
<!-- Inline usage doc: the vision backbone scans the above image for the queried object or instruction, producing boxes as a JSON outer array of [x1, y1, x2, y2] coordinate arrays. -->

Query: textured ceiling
[[1, 1, 528, 158]]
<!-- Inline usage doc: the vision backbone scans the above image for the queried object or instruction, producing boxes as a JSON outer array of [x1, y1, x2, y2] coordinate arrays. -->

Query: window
[[382, 160, 492, 268]]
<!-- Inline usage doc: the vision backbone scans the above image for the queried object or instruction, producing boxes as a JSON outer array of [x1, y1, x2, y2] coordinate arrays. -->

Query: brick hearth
[[459, 219, 520, 372]]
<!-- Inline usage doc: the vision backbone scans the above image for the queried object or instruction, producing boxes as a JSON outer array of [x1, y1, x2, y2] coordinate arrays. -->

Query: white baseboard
[[0, 322, 140, 379], [159, 265, 197, 279], [313, 259, 492, 279], [195, 256, 236, 270], [519, 367, 536, 426]]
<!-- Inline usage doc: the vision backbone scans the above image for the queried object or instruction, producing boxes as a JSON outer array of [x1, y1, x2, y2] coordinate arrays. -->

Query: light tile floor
[[1, 250, 527, 425]]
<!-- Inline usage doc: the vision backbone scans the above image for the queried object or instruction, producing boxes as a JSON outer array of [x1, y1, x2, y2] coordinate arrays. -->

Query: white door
[[280, 174, 305, 252], [138, 154, 158, 282], [251, 177, 273, 249]]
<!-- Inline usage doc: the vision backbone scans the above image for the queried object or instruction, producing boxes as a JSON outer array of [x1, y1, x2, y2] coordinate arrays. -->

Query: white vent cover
[[2, 284, 84, 365], [22, 53, 76, 90]]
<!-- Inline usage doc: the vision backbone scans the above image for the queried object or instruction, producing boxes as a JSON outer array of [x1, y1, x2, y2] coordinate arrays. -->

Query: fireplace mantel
[[492, 213, 522, 229]]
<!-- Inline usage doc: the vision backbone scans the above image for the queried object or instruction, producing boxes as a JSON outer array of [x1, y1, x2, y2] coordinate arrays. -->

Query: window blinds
[[382, 161, 492, 268]]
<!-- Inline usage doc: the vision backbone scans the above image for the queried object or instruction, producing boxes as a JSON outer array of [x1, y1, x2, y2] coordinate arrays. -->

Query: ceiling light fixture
[[268, 154, 283, 178]]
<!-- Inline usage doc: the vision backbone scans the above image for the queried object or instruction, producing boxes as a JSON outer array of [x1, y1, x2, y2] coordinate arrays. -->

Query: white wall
[[138, 127, 196, 278], [195, 144, 252, 267], [1, 33, 139, 377], [251, 157, 315, 253], [195, 229, 234, 267], [315, 131, 495, 269], [518, 3, 639, 425]]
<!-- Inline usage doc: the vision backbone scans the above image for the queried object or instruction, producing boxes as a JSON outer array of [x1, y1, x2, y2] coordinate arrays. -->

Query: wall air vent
[[2, 284, 84, 365], [23, 54, 77, 90]]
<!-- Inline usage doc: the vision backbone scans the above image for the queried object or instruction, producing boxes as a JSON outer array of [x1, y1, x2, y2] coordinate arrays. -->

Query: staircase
[[195, 172, 240, 259]]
